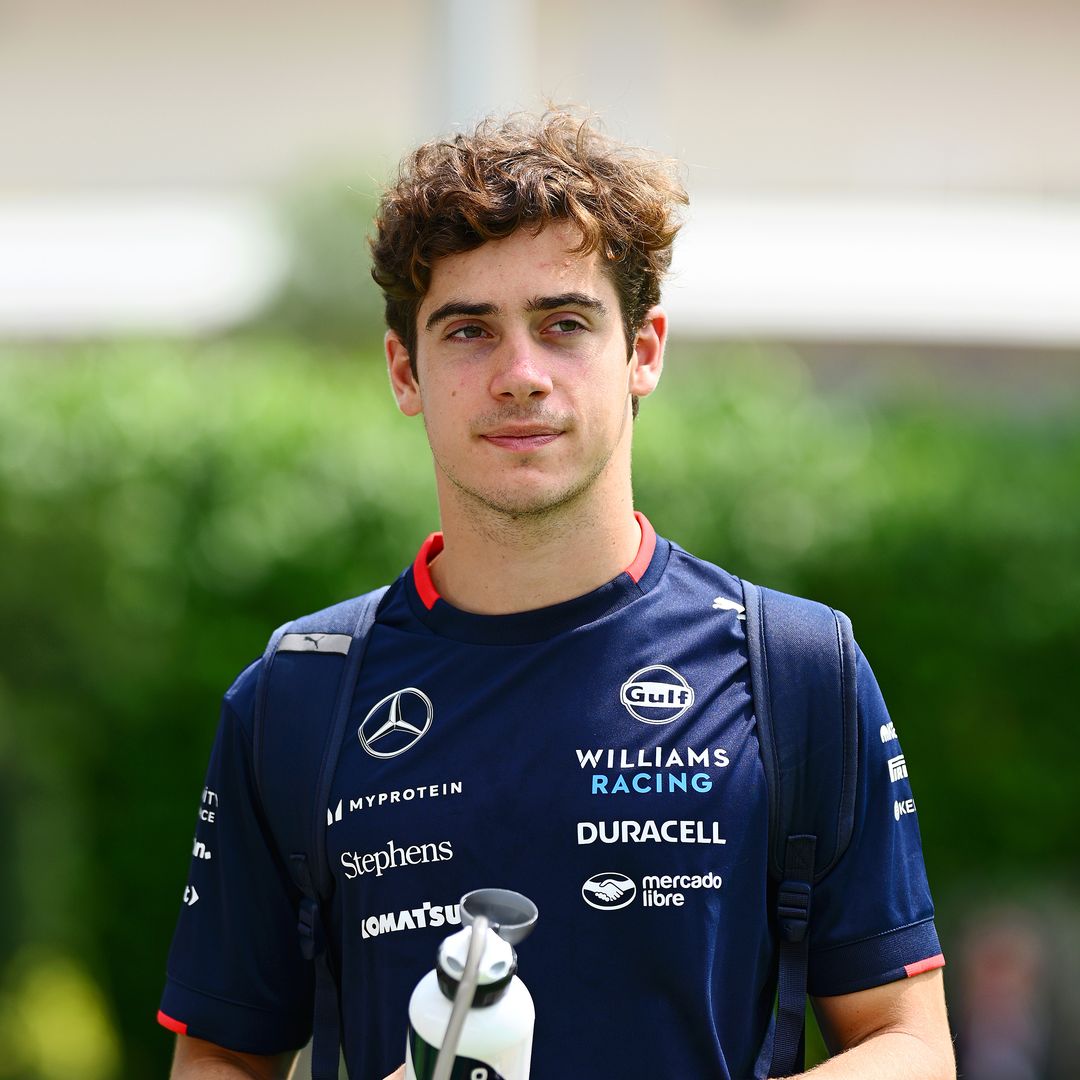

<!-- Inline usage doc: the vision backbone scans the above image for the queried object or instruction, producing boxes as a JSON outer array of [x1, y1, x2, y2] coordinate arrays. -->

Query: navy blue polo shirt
[[160, 516, 943, 1078]]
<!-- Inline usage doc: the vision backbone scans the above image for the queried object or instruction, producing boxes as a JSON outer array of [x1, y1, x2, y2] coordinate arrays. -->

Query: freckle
[[452, 390, 457, 397]]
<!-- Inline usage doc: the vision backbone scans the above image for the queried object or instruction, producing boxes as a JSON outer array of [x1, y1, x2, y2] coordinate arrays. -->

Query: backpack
[[252, 580, 858, 1080]]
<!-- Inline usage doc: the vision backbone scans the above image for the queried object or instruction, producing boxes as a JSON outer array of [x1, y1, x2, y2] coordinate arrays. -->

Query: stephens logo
[[340, 837, 454, 880], [582, 872, 637, 910], [359, 688, 434, 759], [620, 666, 695, 725]]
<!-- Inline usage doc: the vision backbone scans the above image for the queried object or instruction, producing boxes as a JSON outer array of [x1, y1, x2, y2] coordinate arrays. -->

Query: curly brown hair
[[370, 110, 688, 374]]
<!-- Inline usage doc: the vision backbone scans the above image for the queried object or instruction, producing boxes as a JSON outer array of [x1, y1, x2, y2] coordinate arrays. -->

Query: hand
[[382, 1066, 405, 1080]]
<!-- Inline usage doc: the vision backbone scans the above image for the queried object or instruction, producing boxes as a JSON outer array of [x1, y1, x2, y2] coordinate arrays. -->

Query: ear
[[386, 330, 422, 416], [628, 305, 667, 399]]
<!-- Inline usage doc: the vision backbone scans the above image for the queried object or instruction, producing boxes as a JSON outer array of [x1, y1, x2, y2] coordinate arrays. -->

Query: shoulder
[[219, 582, 397, 737], [275, 584, 395, 638]]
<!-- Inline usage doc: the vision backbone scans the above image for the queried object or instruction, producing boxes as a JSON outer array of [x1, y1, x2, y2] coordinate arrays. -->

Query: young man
[[161, 112, 954, 1079]]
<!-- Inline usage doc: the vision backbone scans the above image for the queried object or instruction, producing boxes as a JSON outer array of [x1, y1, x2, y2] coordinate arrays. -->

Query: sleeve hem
[[159, 977, 312, 1056], [808, 918, 943, 997]]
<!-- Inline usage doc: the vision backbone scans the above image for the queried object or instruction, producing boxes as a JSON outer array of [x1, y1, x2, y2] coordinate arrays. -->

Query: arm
[[785, 969, 954, 1079], [169, 1033, 297, 1079]]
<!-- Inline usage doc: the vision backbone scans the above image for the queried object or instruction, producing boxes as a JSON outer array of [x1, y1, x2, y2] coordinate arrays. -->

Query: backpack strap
[[742, 581, 858, 1079], [253, 585, 389, 1080]]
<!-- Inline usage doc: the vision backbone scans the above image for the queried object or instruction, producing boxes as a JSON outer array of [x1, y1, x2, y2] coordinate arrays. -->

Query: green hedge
[[0, 338, 1076, 1077]]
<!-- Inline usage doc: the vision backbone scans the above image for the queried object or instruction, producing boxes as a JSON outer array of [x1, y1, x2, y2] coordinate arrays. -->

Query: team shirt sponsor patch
[[582, 870, 723, 911], [328, 781, 463, 825], [340, 837, 454, 880], [360, 900, 462, 940], [582, 872, 637, 910], [577, 820, 727, 845], [619, 665, 695, 724], [358, 687, 434, 759], [577, 745, 729, 796]]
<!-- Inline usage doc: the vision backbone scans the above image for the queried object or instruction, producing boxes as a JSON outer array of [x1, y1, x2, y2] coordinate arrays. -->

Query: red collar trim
[[412, 531, 445, 611], [625, 511, 656, 583], [411, 512, 656, 611]]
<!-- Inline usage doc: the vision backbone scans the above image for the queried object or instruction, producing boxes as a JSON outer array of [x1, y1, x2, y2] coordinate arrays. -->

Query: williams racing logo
[[620, 665, 695, 724], [359, 688, 434, 759]]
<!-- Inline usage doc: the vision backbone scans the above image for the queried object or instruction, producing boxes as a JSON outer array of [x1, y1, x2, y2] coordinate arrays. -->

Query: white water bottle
[[405, 889, 538, 1080]]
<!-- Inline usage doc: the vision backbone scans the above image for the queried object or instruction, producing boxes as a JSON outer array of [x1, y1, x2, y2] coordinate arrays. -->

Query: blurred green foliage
[[0, 338, 1077, 1077]]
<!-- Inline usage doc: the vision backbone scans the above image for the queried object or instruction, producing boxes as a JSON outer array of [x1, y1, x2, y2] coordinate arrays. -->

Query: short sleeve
[[806, 647, 945, 997], [158, 661, 315, 1054]]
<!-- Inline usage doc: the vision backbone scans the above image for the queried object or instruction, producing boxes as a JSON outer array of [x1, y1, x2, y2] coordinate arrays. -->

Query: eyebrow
[[424, 292, 607, 332], [526, 293, 608, 316], [424, 301, 500, 332]]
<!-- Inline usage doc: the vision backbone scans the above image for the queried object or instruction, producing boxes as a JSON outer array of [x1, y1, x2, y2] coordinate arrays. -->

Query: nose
[[489, 334, 553, 403]]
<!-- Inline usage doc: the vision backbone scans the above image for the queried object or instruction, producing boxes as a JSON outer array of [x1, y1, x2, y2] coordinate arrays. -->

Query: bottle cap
[[436, 926, 516, 1005], [460, 888, 538, 945]]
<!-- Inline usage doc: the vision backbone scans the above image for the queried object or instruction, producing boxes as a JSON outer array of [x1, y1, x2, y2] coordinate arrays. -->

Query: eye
[[447, 323, 489, 340], [547, 317, 585, 335]]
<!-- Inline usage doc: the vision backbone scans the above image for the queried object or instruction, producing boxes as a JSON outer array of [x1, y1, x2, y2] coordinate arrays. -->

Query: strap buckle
[[298, 896, 325, 960], [777, 880, 812, 943]]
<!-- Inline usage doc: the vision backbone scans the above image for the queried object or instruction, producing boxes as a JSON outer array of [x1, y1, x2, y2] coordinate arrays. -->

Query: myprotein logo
[[327, 781, 464, 826], [620, 665, 695, 724], [359, 688, 433, 759], [582, 872, 637, 910]]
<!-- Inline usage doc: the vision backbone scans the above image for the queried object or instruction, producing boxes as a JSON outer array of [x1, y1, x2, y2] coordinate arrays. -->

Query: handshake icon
[[581, 873, 637, 909]]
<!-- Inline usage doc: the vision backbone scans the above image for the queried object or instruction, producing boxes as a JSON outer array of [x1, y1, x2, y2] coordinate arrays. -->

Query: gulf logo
[[619, 665, 695, 725]]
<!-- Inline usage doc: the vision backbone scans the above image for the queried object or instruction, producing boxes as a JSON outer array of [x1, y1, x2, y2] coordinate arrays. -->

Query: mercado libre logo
[[620, 665, 695, 725], [582, 872, 637, 911], [358, 688, 434, 759]]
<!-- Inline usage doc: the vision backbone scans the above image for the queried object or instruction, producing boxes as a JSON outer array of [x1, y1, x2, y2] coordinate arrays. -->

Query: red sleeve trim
[[412, 531, 445, 610], [625, 512, 656, 584], [157, 1009, 188, 1035], [904, 953, 945, 978]]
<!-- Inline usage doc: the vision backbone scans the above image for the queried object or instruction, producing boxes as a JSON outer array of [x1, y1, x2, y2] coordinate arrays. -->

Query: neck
[[428, 487, 642, 615]]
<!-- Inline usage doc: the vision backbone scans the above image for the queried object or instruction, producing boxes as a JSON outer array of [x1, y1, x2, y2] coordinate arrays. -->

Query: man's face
[[386, 222, 665, 522]]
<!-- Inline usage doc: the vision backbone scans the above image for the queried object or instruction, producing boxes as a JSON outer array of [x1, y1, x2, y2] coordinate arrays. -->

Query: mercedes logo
[[358, 688, 434, 759]]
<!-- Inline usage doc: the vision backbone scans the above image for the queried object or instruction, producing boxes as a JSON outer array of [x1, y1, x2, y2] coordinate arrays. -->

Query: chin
[[459, 478, 594, 520]]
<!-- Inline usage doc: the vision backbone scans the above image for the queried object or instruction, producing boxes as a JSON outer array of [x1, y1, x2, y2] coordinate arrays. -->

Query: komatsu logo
[[620, 665, 695, 724]]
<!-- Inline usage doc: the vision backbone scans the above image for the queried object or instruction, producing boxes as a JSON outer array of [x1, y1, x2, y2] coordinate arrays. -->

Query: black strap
[[742, 580, 857, 1078], [771, 836, 817, 1077], [253, 587, 388, 1080], [305, 589, 386, 1080]]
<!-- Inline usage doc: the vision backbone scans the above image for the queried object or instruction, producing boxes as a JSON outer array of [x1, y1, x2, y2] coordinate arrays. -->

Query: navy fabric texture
[[161, 532, 941, 1079]]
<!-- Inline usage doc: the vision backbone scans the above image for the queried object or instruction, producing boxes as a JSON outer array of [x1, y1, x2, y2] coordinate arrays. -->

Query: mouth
[[479, 425, 563, 452]]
